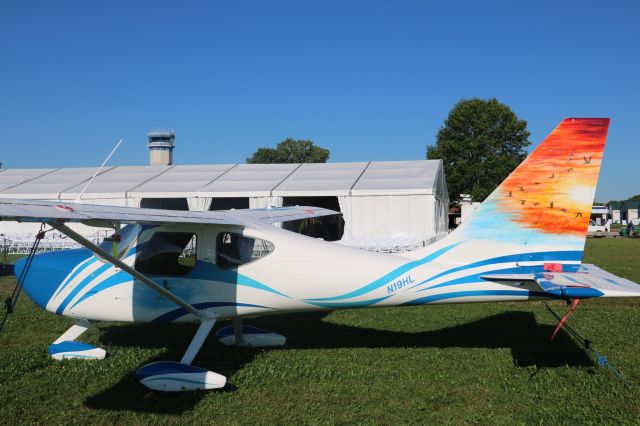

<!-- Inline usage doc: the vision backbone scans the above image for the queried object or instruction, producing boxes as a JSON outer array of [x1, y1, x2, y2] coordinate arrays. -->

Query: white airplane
[[1, 118, 639, 392]]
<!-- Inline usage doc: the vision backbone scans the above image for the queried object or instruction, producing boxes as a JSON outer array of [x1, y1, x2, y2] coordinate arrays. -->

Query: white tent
[[0, 160, 449, 248]]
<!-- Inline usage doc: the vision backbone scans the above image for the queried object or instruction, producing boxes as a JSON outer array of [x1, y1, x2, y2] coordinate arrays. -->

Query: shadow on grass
[[85, 322, 252, 414], [261, 310, 593, 368], [85, 310, 592, 414]]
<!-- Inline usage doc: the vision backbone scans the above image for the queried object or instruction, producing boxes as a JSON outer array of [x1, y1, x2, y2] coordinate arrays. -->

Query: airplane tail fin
[[409, 118, 610, 263]]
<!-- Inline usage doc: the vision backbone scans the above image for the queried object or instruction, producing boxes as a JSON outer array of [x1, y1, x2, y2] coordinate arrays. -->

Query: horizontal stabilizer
[[482, 264, 640, 299]]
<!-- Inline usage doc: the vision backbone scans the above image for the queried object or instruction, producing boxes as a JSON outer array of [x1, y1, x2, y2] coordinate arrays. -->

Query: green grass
[[1, 241, 640, 425]]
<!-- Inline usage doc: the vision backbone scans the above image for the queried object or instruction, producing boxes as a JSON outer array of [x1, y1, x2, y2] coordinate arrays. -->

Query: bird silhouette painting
[[489, 118, 608, 236]]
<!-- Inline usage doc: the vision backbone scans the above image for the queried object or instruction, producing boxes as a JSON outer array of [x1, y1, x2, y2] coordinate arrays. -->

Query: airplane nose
[[14, 249, 93, 310]]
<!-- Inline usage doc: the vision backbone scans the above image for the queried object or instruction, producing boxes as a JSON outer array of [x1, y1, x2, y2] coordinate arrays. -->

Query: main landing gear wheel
[[136, 319, 227, 392], [136, 361, 226, 392]]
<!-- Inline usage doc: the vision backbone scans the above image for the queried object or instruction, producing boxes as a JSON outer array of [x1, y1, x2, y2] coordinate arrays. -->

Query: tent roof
[[129, 164, 235, 197], [0, 167, 116, 199], [0, 168, 58, 193], [272, 162, 369, 196], [62, 166, 171, 199], [0, 160, 447, 200], [199, 163, 300, 197], [351, 160, 445, 196]]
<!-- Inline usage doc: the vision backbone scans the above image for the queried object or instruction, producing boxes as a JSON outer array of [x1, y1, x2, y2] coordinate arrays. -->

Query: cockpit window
[[98, 224, 141, 260], [216, 232, 274, 269], [135, 232, 197, 276]]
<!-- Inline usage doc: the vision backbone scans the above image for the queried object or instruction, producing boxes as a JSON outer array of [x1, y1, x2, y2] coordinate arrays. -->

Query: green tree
[[247, 139, 330, 163], [427, 98, 531, 202]]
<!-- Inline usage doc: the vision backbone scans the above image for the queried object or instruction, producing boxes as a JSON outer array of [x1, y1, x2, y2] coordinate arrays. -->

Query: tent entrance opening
[[282, 196, 344, 241]]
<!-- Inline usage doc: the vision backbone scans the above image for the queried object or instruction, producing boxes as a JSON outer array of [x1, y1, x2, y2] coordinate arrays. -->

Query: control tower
[[147, 130, 175, 166]]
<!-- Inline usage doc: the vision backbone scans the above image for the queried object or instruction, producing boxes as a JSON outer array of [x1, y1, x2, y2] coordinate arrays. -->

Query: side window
[[135, 232, 197, 276], [216, 232, 274, 269]]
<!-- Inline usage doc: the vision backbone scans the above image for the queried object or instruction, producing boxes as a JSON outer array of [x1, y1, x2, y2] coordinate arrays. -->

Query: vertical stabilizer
[[455, 118, 610, 258], [401, 118, 611, 263]]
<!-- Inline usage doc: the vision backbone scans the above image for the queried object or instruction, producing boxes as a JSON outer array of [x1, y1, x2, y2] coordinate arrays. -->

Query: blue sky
[[1, 1, 638, 202]]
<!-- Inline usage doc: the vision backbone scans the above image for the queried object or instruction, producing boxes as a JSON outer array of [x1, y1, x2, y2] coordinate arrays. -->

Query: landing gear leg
[[48, 319, 106, 360], [216, 316, 286, 347], [136, 319, 227, 392], [232, 316, 245, 346]]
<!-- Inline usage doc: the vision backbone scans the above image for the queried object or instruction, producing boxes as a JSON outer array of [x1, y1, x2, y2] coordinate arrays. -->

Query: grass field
[[1, 239, 640, 424]]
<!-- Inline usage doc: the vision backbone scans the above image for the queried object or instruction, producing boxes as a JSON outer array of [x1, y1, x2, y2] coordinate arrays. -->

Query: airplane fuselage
[[19, 222, 582, 324]]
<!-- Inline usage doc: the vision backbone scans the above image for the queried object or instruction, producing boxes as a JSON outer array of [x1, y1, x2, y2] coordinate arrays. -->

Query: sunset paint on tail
[[453, 118, 610, 255], [493, 118, 609, 236]]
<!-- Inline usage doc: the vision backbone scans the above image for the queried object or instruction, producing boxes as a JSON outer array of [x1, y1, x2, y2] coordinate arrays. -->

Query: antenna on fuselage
[[75, 138, 124, 203]]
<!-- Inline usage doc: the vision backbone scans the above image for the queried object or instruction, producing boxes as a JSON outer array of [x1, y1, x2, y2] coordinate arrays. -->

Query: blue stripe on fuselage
[[410, 251, 583, 290], [152, 302, 272, 323], [55, 262, 113, 314], [304, 295, 391, 309], [69, 270, 133, 309], [403, 289, 553, 306], [52, 251, 95, 299], [418, 265, 544, 292], [306, 242, 463, 302]]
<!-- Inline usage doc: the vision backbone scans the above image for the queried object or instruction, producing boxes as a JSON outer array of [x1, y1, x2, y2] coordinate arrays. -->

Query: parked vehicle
[[588, 219, 609, 235]]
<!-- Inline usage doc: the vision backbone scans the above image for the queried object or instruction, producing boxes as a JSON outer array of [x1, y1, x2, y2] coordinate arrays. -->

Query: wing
[[228, 206, 339, 224], [0, 198, 338, 227], [0, 198, 338, 321], [482, 263, 640, 298]]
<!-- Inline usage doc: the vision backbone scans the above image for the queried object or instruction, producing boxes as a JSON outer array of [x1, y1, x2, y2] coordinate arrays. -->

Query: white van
[[588, 219, 609, 234]]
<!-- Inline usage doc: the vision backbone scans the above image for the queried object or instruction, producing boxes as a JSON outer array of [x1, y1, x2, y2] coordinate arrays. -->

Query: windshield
[[98, 224, 141, 259]]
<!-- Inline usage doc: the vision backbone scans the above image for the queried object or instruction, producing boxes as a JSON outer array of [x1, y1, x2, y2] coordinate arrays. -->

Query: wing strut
[[52, 223, 210, 321], [1, 224, 48, 334]]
